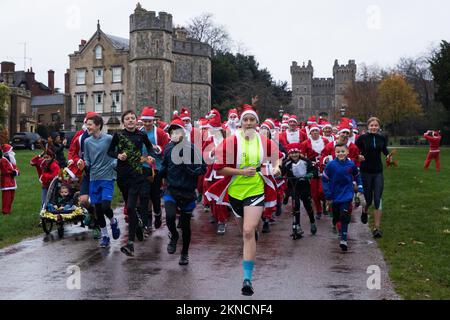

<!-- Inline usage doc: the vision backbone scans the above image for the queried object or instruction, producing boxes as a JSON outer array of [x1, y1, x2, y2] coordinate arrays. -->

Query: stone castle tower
[[128, 4, 212, 122], [290, 59, 356, 122]]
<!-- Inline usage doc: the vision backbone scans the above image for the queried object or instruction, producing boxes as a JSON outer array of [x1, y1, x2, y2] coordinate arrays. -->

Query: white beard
[[311, 138, 325, 154], [6, 152, 16, 166], [185, 124, 193, 133]]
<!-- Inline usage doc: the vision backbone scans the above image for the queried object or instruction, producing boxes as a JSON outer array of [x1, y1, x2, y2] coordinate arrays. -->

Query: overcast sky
[[1, 0, 449, 90]]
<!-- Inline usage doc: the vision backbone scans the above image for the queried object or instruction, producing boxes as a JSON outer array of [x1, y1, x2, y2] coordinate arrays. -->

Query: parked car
[[11, 132, 45, 150], [59, 131, 77, 149]]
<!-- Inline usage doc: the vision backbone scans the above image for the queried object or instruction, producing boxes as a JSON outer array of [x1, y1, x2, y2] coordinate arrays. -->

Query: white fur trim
[[240, 110, 259, 123]]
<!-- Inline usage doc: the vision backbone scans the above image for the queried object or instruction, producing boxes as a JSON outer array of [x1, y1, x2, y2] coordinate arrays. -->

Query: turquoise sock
[[243, 260, 254, 281]]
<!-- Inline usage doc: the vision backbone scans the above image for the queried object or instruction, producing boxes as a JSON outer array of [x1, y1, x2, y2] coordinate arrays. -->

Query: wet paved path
[[0, 203, 399, 300]]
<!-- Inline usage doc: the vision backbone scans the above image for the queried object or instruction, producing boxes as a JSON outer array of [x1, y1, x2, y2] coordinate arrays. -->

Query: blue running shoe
[[111, 218, 121, 240], [100, 236, 110, 248]]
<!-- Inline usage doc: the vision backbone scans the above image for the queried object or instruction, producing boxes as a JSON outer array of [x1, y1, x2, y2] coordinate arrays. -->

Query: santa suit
[[66, 129, 89, 180], [348, 134, 360, 145], [202, 133, 229, 223], [301, 137, 329, 214], [30, 156, 61, 206], [205, 133, 280, 213], [424, 133, 442, 171], [0, 155, 19, 215], [279, 130, 306, 153], [323, 134, 336, 143], [321, 140, 361, 170]]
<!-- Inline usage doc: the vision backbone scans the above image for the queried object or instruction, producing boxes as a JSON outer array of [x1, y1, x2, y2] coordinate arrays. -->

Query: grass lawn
[[0, 150, 123, 249], [380, 147, 450, 300]]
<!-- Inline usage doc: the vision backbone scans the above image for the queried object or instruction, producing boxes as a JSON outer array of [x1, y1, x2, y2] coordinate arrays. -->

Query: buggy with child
[[40, 168, 88, 238]]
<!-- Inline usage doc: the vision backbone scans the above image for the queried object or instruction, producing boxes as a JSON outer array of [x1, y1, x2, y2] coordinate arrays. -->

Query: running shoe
[[340, 240, 348, 252], [121, 243, 135, 257], [179, 254, 189, 266], [361, 212, 368, 225], [204, 205, 211, 213], [110, 218, 121, 240], [217, 222, 226, 235], [262, 220, 270, 234], [311, 223, 317, 235], [373, 229, 383, 239], [167, 233, 179, 254], [100, 236, 110, 248], [136, 225, 144, 242], [154, 213, 162, 229], [143, 226, 152, 239], [242, 280, 254, 296]]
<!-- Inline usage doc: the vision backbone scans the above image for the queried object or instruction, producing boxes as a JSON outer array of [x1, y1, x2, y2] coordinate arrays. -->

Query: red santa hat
[[228, 108, 238, 119], [307, 116, 317, 125], [141, 106, 156, 121], [239, 104, 259, 123], [260, 119, 276, 131], [353, 128, 359, 134], [207, 109, 223, 129], [309, 124, 320, 132], [198, 117, 210, 129], [287, 143, 302, 154], [338, 122, 351, 134], [274, 119, 281, 130], [180, 107, 191, 121], [322, 121, 333, 129], [84, 112, 99, 123], [282, 113, 290, 121], [288, 115, 299, 124], [2, 144, 13, 154], [168, 115, 186, 134]]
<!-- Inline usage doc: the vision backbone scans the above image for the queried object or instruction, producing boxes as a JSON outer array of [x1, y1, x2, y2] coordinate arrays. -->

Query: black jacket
[[356, 133, 389, 174]]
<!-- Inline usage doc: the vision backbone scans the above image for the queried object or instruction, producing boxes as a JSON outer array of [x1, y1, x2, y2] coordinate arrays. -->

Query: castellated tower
[[291, 60, 313, 118], [333, 59, 356, 112], [128, 5, 173, 119]]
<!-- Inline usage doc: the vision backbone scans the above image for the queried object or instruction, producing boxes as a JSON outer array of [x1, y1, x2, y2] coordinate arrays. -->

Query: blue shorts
[[163, 194, 196, 212], [80, 173, 91, 196], [89, 180, 114, 205]]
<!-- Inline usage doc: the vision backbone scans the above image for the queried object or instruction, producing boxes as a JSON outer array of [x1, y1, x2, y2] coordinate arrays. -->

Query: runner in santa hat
[[195, 117, 211, 205], [224, 108, 240, 137], [202, 109, 230, 235], [206, 104, 282, 296], [300, 124, 330, 220], [259, 119, 286, 233], [178, 107, 203, 149], [301, 116, 318, 140], [347, 119, 359, 145], [67, 111, 100, 238], [279, 115, 307, 152], [423, 129, 442, 172], [140, 106, 170, 233], [282, 113, 291, 123], [0, 145, 20, 215], [322, 121, 336, 142], [280, 121, 289, 133]]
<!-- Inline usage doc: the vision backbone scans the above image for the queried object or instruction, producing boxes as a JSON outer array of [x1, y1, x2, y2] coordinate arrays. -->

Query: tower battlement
[[130, 3, 173, 33]]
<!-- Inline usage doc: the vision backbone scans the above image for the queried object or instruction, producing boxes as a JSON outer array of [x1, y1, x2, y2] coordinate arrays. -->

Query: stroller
[[39, 171, 88, 239]]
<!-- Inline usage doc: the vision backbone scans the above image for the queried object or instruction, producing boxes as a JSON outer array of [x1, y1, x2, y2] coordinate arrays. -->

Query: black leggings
[[144, 169, 162, 225], [293, 191, 315, 225], [95, 201, 114, 229], [165, 201, 192, 255], [362, 173, 384, 210], [118, 177, 150, 242]]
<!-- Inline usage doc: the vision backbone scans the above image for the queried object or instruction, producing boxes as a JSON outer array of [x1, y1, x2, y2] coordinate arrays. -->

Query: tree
[[429, 40, 450, 144], [0, 83, 11, 130], [377, 74, 422, 138], [186, 13, 232, 53]]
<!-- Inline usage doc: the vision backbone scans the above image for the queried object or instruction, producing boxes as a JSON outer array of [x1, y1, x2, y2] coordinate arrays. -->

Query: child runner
[[322, 143, 364, 252], [84, 114, 121, 249], [281, 143, 317, 238], [30, 149, 60, 207], [0, 146, 20, 215], [206, 104, 281, 296], [423, 130, 442, 172], [107, 110, 155, 256], [160, 115, 206, 265]]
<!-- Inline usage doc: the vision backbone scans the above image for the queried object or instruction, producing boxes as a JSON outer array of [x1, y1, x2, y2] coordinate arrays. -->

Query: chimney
[[1, 61, 15, 74], [48, 70, 55, 94], [25, 68, 35, 89], [79, 39, 87, 51], [64, 69, 70, 94]]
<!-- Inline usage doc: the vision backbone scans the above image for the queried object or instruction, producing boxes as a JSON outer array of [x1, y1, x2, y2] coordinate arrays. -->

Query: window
[[38, 114, 44, 123], [51, 113, 59, 122], [112, 92, 122, 113], [94, 68, 104, 84], [95, 45, 102, 60], [76, 69, 86, 85], [320, 97, 327, 109], [155, 90, 159, 105], [94, 93, 103, 113], [76, 94, 85, 114], [20, 101, 26, 114], [299, 97, 304, 109], [155, 68, 159, 81], [112, 67, 122, 83]]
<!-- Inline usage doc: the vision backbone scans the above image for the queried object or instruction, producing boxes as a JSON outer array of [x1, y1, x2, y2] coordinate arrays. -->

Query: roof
[[105, 34, 129, 50], [31, 94, 65, 107]]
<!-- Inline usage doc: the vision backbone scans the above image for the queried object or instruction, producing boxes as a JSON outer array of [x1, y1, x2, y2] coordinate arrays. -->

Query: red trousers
[[424, 152, 440, 172], [2, 190, 15, 215], [310, 178, 325, 213], [204, 179, 229, 223]]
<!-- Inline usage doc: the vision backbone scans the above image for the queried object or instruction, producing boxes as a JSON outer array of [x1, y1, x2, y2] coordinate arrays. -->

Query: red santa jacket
[[206, 133, 281, 210], [142, 125, 170, 155], [30, 156, 60, 189], [202, 134, 225, 181], [279, 130, 307, 152], [321, 140, 361, 169], [424, 133, 442, 152], [301, 137, 330, 171], [0, 157, 19, 190]]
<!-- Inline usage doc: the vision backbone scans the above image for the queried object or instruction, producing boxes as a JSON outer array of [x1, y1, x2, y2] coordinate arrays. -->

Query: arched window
[[95, 45, 102, 60]]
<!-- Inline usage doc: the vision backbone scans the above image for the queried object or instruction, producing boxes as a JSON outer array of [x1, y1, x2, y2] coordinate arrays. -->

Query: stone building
[[31, 94, 71, 131], [290, 59, 356, 122], [68, 3, 212, 131]]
